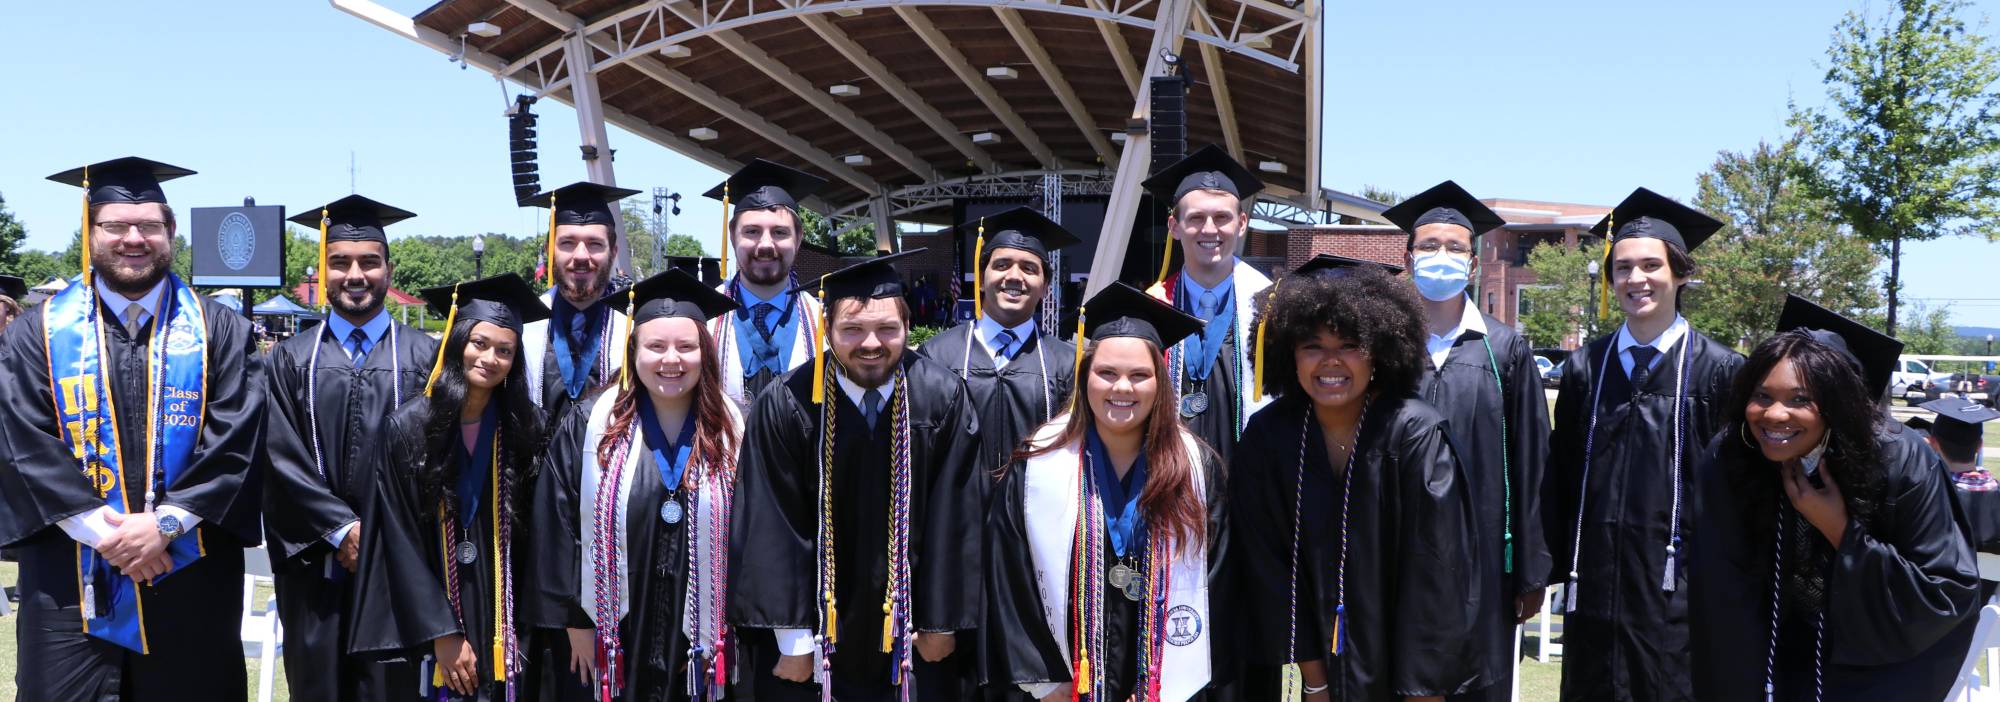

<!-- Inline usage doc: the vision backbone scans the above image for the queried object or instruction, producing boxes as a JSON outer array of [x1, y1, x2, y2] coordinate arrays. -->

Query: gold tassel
[[1595, 214, 1613, 321], [720, 185, 731, 280], [825, 592, 839, 645], [1076, 658, 1092, 694], [971, 217, 986, 321], [1151, 227, 1173, 289], [80, 167, 92, 287], [1252, 280, 1278, 401], [317, 207, 330, 310], [880, 601, 895, 653], [423, 285, 460, 396], [811, 280, 828, 405], [618, 288, 636, 392], [545, 194, 558, 287], [1069, 305, 1087, 412]]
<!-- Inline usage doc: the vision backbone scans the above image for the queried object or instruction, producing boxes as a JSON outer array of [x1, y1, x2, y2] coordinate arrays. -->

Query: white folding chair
[[1948, 603, 2000, 701], [1534, 584, 1564, 662], [240, 547, 284, 702]]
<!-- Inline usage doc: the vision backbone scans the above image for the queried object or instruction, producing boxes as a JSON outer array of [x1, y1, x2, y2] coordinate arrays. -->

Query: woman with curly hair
[[528, 269, 746, 701], [349, 274, 548, 701], [1231, 260, 1482, 702], [981, 282, 1230, 701], [1689, 296, 1979, 701]]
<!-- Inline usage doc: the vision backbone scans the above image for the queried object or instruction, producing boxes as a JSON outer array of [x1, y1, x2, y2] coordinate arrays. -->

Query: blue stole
[[552, 301, 607, 399], [45, 274, 208, 653], [636, 400, 698, 494], [1175, 272, 1235, 383], [1085, 428, 1148, 558], [454, 404, 500, 529], [731, 281, 800, 377]]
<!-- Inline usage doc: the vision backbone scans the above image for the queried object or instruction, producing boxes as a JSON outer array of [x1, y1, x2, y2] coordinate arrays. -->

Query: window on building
[[1486, 292, 1496, 314]]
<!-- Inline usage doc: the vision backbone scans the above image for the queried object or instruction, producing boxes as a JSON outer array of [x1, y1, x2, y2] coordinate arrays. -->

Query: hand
[[1781, 459, 1849, 548], [566, 627, 597, 687], [773, 653, 814, 683], [1515, 586, 1547, 624], [337, 523, 362, 573], [1039, 684, 1072, 702], [914, 631, 956, 662], [99, 511, 168, 572], [1306, 692, 1331, 702], [125, 552, 174, 584], [434, 633, 479, 696]]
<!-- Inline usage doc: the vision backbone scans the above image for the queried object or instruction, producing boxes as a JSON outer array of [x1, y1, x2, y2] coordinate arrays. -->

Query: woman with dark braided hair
[[1231, 260, 1482, 702], [529, 269, 746, 701], [1689, 296, 1979, 701], [348, 274, 549, 701]]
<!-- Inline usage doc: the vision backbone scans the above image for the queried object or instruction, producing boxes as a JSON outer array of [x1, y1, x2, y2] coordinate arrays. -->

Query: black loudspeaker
[[508, 95, 541, 205], [1149, 74, 1187, 172]]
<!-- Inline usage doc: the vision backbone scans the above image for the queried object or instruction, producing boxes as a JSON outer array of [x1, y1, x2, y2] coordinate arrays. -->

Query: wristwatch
[[156, 514, 184, 541]]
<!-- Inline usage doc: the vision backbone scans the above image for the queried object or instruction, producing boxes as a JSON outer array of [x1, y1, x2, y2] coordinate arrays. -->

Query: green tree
[[1790, 0, 2000, 334], [1899, 303, 1963, 354], [800, 208, 877, 255], [1519, 240, 1614, 348], [663, 234, 706, 257], [0, 192, 25, 272], [1683, 138, 1885, 348]]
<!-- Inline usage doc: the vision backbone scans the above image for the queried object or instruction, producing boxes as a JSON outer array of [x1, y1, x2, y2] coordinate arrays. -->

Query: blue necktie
[[994, 329, 1019, 360], [346, 328, 370, 363], [863, 388, 883, 431], [752, 302, 778, 343], [1197, 289, 1219, 320], [1630, 346, 1659, 389]]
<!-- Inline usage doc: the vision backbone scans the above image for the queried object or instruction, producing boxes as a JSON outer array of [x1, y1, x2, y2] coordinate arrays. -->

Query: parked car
[[1542, 358, 1565, 388], [1892, 356, 1954, 404], [1923, 369, 2000, 408]]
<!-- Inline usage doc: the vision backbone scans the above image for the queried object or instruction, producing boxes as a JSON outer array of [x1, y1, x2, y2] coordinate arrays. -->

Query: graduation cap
[[704, 160, 829, 281], [665, 256, 724, 286], [1776, 294, 1903, 399], [1293, 254, 1405, 278], [1061, 282, 1206, 412], [0, 275, 25, 301], [1380, 180, 1506, 242], [799, 249, 926, 404], [603, 268, 741, 392], [1920, 397, 2000, 450], [290, 195, 415, 308], [46, 156, 194, 205], [1906, 415, 1935, 436], [418, 273, 551, 395], [957, 207, 1082, 321], [1142, 144, 1265, 205], [1586, 187, 1724, 318], [526, 181, 643, 286]]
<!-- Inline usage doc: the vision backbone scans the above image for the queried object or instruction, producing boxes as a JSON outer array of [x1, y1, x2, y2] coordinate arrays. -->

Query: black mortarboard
[[805, 249, 926, 302], [960, 207, 1083, 264], [529, 181, 644, 226], [1293, 254, 1405, 278], [288, 194, 415, 244], [419, 273, 551, 334], [1141, 144, 1265, 205], [1381, 180, 1506, 241], [1776, 294, 1904, 399], [665, 256, 724, 286], [702, 159, 829, 211], [0, 275, 25, 300], [46, 156, 195, 205], [1587, 187, 1724, 253], [611, 268, 740, 325], [1920, 397, 2000, 447], [1905, 415, 1934, 436], [1081, 281, 1205, 349]]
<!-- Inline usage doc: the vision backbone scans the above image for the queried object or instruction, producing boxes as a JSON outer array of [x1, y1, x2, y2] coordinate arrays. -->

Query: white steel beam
[[1196, 41, 1243, 163], [796, 14, 998, 173], [562, 31, 633, 274], [994, 8, 1118, 165], [1085, 0, 1192, 298], [1094, 16, 1143, 99], [1302, 0, 1322, 210], [895, 5, 1061, 168], [332, 0, 512, 73]]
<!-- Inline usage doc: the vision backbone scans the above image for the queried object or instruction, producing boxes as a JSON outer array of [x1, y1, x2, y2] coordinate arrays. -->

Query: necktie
[[1630, 346, 1660, 389], [1197, 289, 1219, 320], [863, 388, 883, 431], [994, 329, 1019, 360], [568, 311, 589, 348], [123, 303, 147, 339], [347, 328, 371, 363], [752, 302, 778, 343]]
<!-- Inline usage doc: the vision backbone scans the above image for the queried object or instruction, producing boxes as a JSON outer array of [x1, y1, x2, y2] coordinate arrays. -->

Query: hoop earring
[[1739, 422, 1758, 450]]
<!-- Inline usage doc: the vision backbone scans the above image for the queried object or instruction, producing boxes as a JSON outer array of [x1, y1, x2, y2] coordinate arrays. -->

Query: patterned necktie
[[752, 302, 778, 343], [994, 329, 1020, 360], [1630, 345, 1660, 389], [123, 303, 147, 338], [347, 328, 371, 364], [862, 388, 883, 431]]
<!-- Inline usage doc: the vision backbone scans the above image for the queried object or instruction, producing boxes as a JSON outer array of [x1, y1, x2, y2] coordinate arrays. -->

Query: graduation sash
[[711, 278, 819, 409], [1020, 419, 1211, 701], [524, 291, 629, 409], [45, 274, 207, 653], [1158, 259, 1271, 435]]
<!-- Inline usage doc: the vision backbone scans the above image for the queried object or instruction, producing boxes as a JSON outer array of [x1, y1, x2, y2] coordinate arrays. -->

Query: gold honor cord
[[80, 167, 92, 287], [423, 285, 460, 396], [810, 277, 828, 405], [971, 218, 986, 322], [317, 208, 330, 311], [489, 434, 505, 682], [719, 184, 731, 280]]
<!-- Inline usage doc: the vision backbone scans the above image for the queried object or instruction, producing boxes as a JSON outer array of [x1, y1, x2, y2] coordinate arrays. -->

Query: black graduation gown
[[1415, 315, 1551, 702], [348, 400, 530, 702], [1689, 429, 1981, 701], [1233, 395, 1485, 701], [916, 322, 1075, 475], [262, 320, 437, 702], [981, 439, 1232, 700], [1545, 328, 1743, 702], [0, 291, 263, 701], [729, 353, 982, 695], [531, 400, 738, 701]]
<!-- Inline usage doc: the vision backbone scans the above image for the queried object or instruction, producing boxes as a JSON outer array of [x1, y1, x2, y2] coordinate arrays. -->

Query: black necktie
[[862, 388, 883, 431], [347, 328, 370, 363], [752, 302, 778, 343], [994, 329, 1019, 360], [1630, 346, 1660, 389]]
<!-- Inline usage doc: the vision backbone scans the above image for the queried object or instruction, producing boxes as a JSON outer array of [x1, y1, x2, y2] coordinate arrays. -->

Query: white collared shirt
[[1426, 297, 1488, 369], [1615, 315, 1690, 377], [1178, 269, 1235, 321], [974, 314, 1037, 369], [94, 276, 166, 331]]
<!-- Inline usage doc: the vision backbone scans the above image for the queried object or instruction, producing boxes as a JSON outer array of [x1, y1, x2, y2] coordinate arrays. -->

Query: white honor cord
[[1564, 340, 1618, 611], [1662, 339, 1689, 593], [962, 331, 1055, 424], [305, 324, 402, 483]]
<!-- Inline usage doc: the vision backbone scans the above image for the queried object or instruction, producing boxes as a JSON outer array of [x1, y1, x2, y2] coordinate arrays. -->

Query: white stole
[[1226, 259, 1273, 428], [1019, 418, 1212, 701], [708, 280, 822, 409], [524, 290, 631, 409]]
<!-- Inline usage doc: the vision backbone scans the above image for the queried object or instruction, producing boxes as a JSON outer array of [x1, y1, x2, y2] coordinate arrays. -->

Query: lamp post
[[1987, 333, 1994, 356], [473, 235, 487, 279], [1585, 259, 1601, 340], [305, 267, 317, 307]]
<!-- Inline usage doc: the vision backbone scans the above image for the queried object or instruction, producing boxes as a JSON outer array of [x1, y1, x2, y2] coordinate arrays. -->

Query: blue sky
[[5, 0, 1999, 325]]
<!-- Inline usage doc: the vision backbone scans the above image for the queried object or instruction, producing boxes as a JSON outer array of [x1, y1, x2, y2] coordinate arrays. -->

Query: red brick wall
[[1285, 225, 1408, 275]]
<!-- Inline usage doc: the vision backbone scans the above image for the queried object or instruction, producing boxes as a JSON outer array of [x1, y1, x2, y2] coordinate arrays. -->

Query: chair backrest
[[1946, 603, 2000, 701], [243, 546, 273, 579]]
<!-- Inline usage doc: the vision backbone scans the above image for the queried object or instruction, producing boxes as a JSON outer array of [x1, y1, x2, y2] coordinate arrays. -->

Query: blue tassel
[[1332, 604, 1347, 656]]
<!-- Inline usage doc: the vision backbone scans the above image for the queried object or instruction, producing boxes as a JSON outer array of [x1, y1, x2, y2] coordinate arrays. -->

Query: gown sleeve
[[159, 299, 266, 544], [528, 405, 593, 631], [348, 407, 464, 655], [728, 382, 818, 630], [261, 339, 362, 567], [979, 462, 1069, 687], [1389, 414, 1484, 696], [1504, 331, 1554, 593], [0, 307, 103, 547], [916, 373, 982, 632], [1826, 439, 1981, 666], [1226, 409, 1307, 666]]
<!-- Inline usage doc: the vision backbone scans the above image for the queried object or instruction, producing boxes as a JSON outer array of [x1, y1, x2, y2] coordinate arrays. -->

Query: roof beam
[[894, 5, 1060, 169], [655, 3, 935, 180], [1095, 18, 1142, 99], [1197, 40, 1243, 163], [994, 8, 1118, 165], [796, 13, 997, 173], [503, 0, 880, 195]]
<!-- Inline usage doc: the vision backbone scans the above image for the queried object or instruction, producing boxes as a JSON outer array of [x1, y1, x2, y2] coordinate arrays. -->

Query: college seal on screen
[[217, 212, 256, 271]]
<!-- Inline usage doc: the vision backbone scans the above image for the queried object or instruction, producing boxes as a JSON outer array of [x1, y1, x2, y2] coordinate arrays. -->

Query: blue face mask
[[1412, 251, 1472, 302]]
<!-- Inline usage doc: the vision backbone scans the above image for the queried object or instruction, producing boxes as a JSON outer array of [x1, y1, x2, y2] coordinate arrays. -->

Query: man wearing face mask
[[1384, 182, 1551, 702], [919, 206, 1079, 476], [520, 182, 639, 424], [704, 160, 831, 409]]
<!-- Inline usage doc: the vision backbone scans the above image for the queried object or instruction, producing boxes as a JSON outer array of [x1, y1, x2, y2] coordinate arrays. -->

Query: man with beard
[[703, 160, 830, 408], [261, 195, 438, 702], [0, 157, 263, 700], [521, 181, 638, 423], [732, 250, 983, 701], [918, 206, 1079, 476]]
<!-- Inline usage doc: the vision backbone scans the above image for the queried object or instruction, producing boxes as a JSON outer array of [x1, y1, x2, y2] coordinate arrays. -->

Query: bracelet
[[1303, 683, 1328, 694]]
